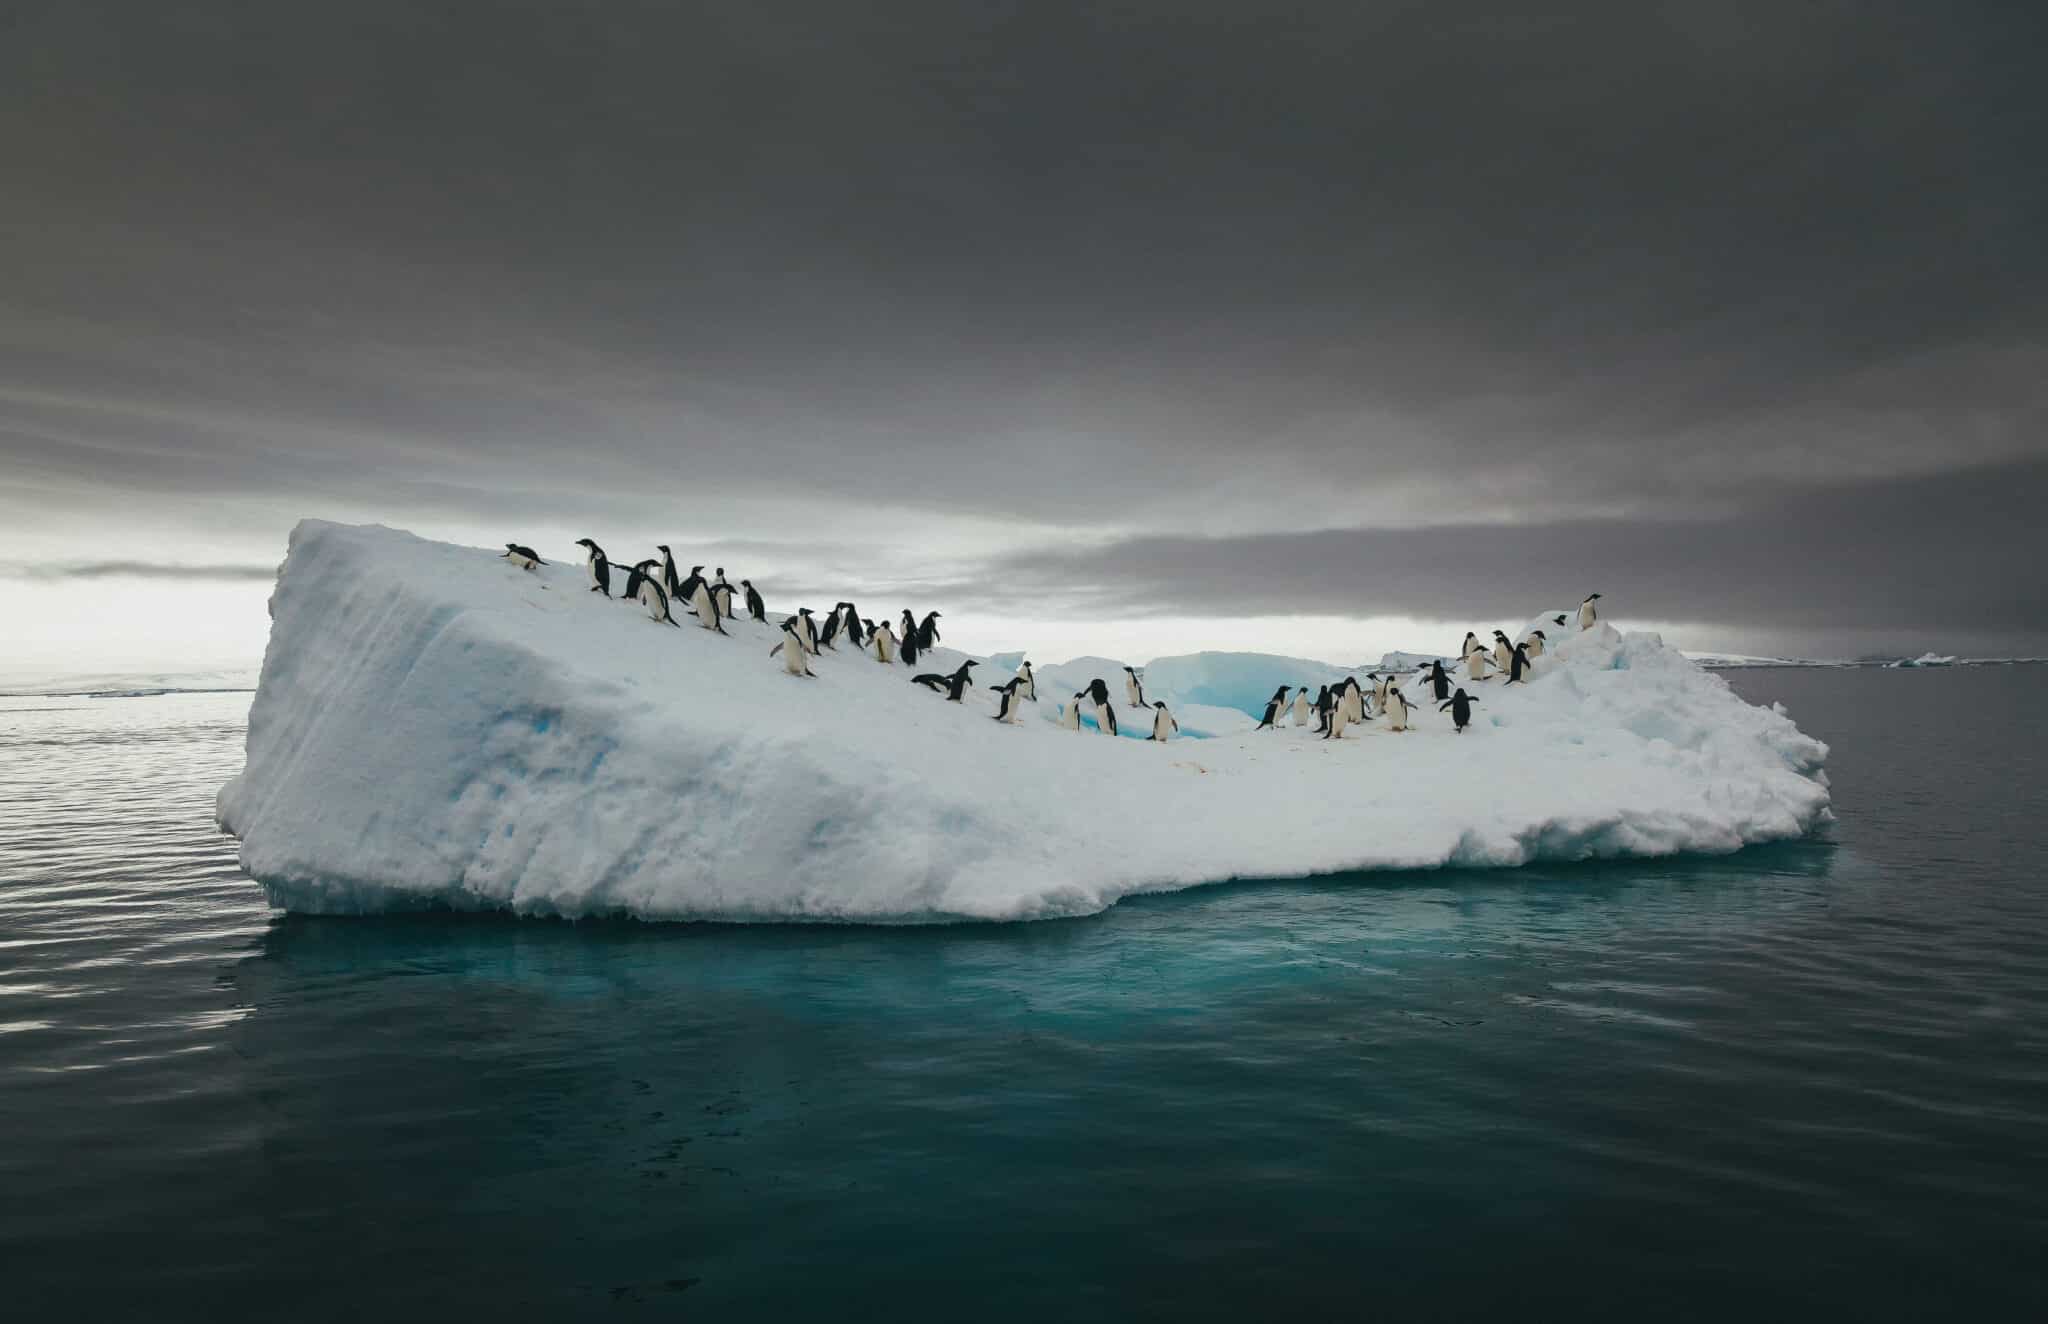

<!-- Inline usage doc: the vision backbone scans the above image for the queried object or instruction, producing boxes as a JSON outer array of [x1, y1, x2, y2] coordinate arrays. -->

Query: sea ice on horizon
[[216, 521, 1832, 923]]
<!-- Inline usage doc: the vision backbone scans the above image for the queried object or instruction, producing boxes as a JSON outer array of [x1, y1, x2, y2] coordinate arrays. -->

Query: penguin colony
[[510, 540, 1602, 745]]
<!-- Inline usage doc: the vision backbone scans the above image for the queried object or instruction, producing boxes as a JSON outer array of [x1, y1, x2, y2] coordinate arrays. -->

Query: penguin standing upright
[[1149, 701, 1178, 742], [1503, 643, 1535, 685], [678, 566, 725, 633], [870, 622, 898, 663], [636, 570, 681, 626], [1324, 690, 1350, 740], [1257, 685, 1291, 730], [1523, 629, 1548, 659], [1439, 687, 1478, 732], [1577, 593, 1602, 631], [898, 627, 921, 666], [1420, 660, 1453, 703], [770, 621, 817, 676], [841, 602, 866, 648], [916, 611, 942, 651], [1291, 686, 1310, 727], [712, 569, 735, 619], [1383, 685, 1413, 732], [1014, 661, 1036, 701], [1122, 666, 1146, 709], [621, 559, 653, 602], [658, 545, 682, 597], [1312, 684, 1332, 734], [992, 678, 1026, 723], [502, 543, 544, 570], [1086, 679, 1119, 735], [1492, 631, 1514, 674], [1463, 636, 1493, 682], [816, 607, 842, 651], [574, 539, 611, 596], [1058, 697, 1083, 730], [741, 579, 767, 623], [794, 608, 818, 654], [900, 610, 917, 645]]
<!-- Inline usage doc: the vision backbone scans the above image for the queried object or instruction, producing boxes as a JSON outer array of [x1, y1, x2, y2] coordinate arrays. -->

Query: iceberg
[[216, 521, 1832, 924]]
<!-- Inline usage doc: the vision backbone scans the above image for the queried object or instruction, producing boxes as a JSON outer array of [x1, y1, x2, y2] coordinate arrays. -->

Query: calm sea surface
[[2, 669, 2044, 1319]]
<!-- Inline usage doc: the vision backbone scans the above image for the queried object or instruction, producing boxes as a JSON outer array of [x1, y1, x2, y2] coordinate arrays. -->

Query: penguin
[[1149, 700, 1179, 742], [1323, 690, 1350, 740], [900, 610, 917, 645], [992, 678, 1026, 724], [676, 563, 706, 605], [501, 543, 544, 570], [1312, 684, 1332, 734], [916, 611, 942, 651], [795, 607, 818, 654], [1058, 696, 1083, 730], [1439, 687, 1478, 732], [573, 539, 611, 596], [841, 602, 865, 648], [1086, 679, 1118, 735], [1291, 685, 1310, 727], [870, 622, 898, 663], [816, 607, 842, 651], [943, 660, 978, 700], [742, 579, 767, 623], [1523, 629, 1548, 659], [1461, 632, 1481, 664], [1578, 593, 1602, 631], [1553, 614, 1570, 628], [1341, 676, 1366, 723], [1257, 685, 1291, 730], [1420, 659, 1453, 703], [1503, 642, 1535, 685], [636, 569, 682, 627], [898, 627, 921, 666], [1492, 631, 1514, 674], [769, 621, 817, 676], [910, 672, 950, 693], [686, 569, 727, 634], [621, 558, 653, 602], [658, 545, 682, 597], [1122, 666, 1146, 709], [712, 569, 736, 620], [1014, 660, 1036, 701], [1383, 685, 1413, 732], [1463, 639, 1493, 682]]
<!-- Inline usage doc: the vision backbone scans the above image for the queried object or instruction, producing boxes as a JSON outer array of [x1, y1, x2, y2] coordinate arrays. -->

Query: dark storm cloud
[[3, 2, 2045, 643]]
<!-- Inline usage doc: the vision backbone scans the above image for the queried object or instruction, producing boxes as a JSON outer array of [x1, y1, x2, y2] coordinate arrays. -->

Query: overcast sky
[[4, 1, 2044, 678]]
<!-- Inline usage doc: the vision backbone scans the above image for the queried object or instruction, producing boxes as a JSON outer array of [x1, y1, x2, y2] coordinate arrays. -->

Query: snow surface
[[217, 521, 1832, 924]]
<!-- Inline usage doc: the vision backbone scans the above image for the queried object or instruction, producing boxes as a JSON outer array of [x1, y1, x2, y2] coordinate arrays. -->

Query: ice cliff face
[[218, 522, 1830, 923]]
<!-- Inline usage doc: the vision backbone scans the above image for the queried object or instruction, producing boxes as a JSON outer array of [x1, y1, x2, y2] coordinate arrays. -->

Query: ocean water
[[2, 669, 2044, 1319]]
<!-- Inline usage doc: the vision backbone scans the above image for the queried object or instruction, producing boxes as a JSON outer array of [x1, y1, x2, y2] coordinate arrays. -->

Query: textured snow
[[217, 521, 1832, 924]]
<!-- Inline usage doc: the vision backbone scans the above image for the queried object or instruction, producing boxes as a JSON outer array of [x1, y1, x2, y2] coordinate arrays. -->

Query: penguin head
[[1554, 614, 1569, 626], [1586, 593, 1602, 601], [715, 566, 724, 575], [741, 579, 753, 588], [692, 565, 705, 574], [799, 607, 813, 617], [657, 543, 670, 553], [1533, 630, 1547, 640], [574, 538, 594, 549], [1153, 700, 1167, 709]]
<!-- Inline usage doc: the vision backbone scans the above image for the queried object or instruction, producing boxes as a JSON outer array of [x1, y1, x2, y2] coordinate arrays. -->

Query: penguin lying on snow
[[1439, 687, 1478, 732], [501, 543, 544, 570], [911, 660, 977, 701], [769, 622, 817, 676]]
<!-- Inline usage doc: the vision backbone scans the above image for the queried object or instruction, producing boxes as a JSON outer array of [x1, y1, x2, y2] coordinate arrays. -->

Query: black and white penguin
[[841, 602, 865, 648], [1383, 684, 1413, 732], [1341, 675, 1366, 724], [1420, 660, 1453, 703], [621, 558, 654, 602], [676, 563, 706, 604], [1439, 687, 1478, 732], [742, 579, 767, 623], [1553, 614, 1570, 628], [1086, 679, 1118, 735], [870, 622, 898, 663], [712, 569, 735, 620], [943, 660, 977, 700], [1014, 660, 1036, 701], [992, 678, 1026, 723], [1122, 666, 1146, 709], [1058, 696, 1083, 730], [769, 621, 817, 676], [502, 543, 544, 570], [636, 568, 682, 627], [1504, 642, 1535, 685], [900, 610, 917, 645], [898, 628, 921, 666], [1523, 629, 1548, 659], [1149, 701, 1178, 742], [816, 607, 842, 651], [1577, 593, 1602, 631], [1312, 684, 1332, 734], [916, 611, 942, 651], [1257, 685, 1291, 730], [573, 539, 611, 596], [795, 607, 819, 654], [1291, 686, 1310, 727], [658, 545, 682, 597], [1323, 689, 1350, 739], [682, 566, 726, 633], [910, 671, 950, 693], [1462, 635, 1492, 682], [1492, 631, 1514, 674]]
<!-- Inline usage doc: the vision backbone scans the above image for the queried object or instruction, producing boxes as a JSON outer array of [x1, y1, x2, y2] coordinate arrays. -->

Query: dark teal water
[[3, 669, 2044, 1319]]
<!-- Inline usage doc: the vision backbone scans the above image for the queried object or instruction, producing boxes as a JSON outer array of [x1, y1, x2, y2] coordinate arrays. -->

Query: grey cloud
[[3, 561, 279, 582]]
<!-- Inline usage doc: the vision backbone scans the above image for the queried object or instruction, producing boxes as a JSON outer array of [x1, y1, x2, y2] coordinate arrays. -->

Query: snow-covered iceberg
[[217, 522, 1831, 923]]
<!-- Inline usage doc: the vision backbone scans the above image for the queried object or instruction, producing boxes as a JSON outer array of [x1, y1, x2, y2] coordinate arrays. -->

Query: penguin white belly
[[1125, 678, 1141, 707], [585, 558, 602, 589], [1579, 602, 1597, 630], [1018, 676, 1035, 700], [1525, 637, 1544, 658], [1292, 694, 1308, 726], [507, 552, 537, 570], [1327, 706, 1348, 738], [1494, 644, 1512, 671], [1152, 710, 1172, 741], [1387, 698, 1409, 730], [874, 633, 895, 662], [1465, 653, 1487, 680], [640, 585, 666, 620], [1059, 702, 1081, 730], [1342, 690, 1362, 722], [780, 641, 808, 674], [691, 585, 718, 628]]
